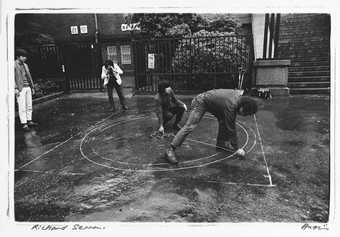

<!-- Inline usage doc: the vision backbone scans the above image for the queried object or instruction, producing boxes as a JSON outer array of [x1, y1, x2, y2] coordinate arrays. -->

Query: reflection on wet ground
[[14, 94, 330, 222]]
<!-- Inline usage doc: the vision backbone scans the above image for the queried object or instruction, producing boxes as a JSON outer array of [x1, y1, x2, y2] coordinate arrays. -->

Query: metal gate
[[21, 41, 102, 92], [133, 34, 253, 93], [20, 44, 66, 92], [60, 41, 102, 91]]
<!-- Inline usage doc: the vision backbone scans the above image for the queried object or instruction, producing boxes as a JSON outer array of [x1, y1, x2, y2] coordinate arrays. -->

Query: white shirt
[[101, 63, 123, 86]]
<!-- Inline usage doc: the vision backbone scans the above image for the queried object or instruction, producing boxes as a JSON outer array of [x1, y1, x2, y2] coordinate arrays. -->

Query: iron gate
[[61, 41, 102, 91], [133, 34, 253, 93], [21, 41, 102, 92], [20, 44, 66, 93]]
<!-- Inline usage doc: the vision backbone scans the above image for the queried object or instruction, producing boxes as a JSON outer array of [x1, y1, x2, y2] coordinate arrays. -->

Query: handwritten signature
[[31, 224, 105, 231], [301, 223, 329, 231]]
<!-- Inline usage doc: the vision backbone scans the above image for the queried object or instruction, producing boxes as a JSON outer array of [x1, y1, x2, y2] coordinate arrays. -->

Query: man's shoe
[[22, 124, 30, 131], [165, 148, 179, 165], [27, 121, 38, 126]]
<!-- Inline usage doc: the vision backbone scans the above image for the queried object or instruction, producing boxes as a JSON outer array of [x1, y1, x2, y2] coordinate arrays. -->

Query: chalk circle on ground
[[80, 113, 256, 172]]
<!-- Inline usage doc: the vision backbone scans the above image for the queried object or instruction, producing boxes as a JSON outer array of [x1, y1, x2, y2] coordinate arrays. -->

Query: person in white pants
[[14, 49, 37, 131]]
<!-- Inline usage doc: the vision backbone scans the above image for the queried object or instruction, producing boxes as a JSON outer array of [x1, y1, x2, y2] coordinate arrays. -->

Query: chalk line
[[15, 136, 74, 171], [80, 114, 252, 172], [203, 180, 276, 188], [253, 114, 273, 186]]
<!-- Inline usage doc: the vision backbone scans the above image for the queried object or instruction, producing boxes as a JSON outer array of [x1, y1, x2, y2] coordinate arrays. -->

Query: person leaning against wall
[[14, 49, 38, 131]]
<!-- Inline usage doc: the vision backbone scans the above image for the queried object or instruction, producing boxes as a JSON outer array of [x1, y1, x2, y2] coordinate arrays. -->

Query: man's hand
[[31, 88, 35, 95], [236, 148, 245, 158], [15, 89, 19, 97], [183, 103, 187, 111], [158, 125, 164, 135]]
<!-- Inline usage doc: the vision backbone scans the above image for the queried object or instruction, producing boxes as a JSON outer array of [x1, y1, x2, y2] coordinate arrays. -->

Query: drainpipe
[[94, 14, 103, 91], [94, 13, 99, 44]]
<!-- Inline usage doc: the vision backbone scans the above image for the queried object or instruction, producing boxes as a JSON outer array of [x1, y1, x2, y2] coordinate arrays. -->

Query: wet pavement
[[14, 93, 330, 222]]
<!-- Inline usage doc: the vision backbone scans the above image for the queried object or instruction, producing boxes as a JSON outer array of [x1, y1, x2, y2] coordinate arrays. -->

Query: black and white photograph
[[1, 0, 339, 235]]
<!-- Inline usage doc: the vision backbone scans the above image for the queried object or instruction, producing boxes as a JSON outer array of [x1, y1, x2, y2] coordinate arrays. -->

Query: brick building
[[15, 13, 330, 94]]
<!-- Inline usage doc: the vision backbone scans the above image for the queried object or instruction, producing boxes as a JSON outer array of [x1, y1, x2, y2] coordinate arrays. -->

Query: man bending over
[[165, 89, 258, 164]]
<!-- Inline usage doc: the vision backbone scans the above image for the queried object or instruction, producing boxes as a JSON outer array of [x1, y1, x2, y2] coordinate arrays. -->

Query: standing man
[[155, 81, 187, 134], [164, 89, 258, 164], [101, 60, 128, 111], [15, 49, 38, 131]]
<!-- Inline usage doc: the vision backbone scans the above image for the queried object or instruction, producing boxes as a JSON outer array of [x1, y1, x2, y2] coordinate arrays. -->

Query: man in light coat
[[14, 49, 38, 131], [101, 60, 128, 111]]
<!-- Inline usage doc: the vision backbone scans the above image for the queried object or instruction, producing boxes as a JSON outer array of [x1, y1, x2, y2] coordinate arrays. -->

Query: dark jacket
[[201, 89, 242, 149]]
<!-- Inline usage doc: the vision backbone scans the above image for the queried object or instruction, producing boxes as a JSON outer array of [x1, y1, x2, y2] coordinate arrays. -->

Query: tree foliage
[[132, 13, 242, 38], [131, 13, 207, 38], [172, 30, 250, 74], [15, 14, 55, 47]]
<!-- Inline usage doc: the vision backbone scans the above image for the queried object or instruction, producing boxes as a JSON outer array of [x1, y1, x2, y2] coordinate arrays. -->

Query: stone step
[[278, 47, 330, 54], [279, 28, 329, 33], [289, 65, 330, 72], [279, 27, 330, 33], [290, 57, 330, 62], [288, 75, 330, 82], [289, 87, 330, 94], [279, 34, 329, 40], [278, 41, 329, 46], [278, 48, 330, 54], [281, 17, 330, 25], [278, 38, 330, 44], [281, 14, 328, 20], [281, 20, 328, 25], [289, 70, 330, 77], [280, 53, 330, 59], [288, 81, 330, 88], [291, 61, 330, 67], [280, 22, 328, 27]]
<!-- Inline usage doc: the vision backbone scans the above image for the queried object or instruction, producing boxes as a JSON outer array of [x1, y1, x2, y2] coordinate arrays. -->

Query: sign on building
[[121, 22, 141, 32], [80, 25, 88, 34], [70, 26, 78, 35], [148, 54, 155, 69]]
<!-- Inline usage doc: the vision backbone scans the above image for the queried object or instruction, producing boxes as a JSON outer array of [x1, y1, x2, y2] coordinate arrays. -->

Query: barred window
[[106, 46, 118, 63], [120, 45, 131, 64]]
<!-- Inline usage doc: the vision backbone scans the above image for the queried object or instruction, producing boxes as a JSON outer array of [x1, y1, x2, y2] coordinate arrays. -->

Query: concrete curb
[[15, 91, 65, 118], [33, 91, 65, 104]]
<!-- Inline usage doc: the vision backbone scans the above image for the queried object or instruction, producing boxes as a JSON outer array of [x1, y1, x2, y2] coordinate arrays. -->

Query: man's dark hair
[[238, 96, 258, 115], [15, 49, 28, 58], [158, 81, 171, 94], [104, 59, 114, 67]]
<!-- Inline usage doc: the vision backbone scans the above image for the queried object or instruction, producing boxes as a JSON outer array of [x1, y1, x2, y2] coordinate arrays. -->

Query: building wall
[[251, 14, 265, 60], [15, 13, 253, 90], [97, 14, 132, 37]]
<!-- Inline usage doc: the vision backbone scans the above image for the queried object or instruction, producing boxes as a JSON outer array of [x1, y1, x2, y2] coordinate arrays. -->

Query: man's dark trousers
[[107, 81, 126, 109]]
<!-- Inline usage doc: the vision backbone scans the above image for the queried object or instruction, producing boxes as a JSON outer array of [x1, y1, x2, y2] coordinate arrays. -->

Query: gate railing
[[19, 40, 102, 93], [133, 34, 253, 93]]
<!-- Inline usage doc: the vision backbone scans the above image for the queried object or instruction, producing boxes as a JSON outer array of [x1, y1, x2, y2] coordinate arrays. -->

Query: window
[[70, 26, 78, 35], [120, 45, 131, 64], [80, 25, 88, 34], [106, 46, 118, 63]]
